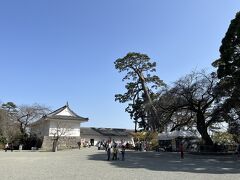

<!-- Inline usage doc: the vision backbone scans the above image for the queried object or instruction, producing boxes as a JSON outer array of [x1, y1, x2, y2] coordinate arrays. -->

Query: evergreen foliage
[[213, 12, 240, 142], [114, 52, 164, 131]]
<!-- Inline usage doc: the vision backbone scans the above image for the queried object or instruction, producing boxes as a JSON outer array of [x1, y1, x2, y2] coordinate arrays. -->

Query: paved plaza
[[0, 148, 239, 180]]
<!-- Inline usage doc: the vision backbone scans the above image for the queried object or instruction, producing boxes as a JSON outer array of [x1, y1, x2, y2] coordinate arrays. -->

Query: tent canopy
[[158, 130, 198, 140]]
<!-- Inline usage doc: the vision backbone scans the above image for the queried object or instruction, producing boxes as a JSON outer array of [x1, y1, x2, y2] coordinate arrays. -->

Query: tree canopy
[[0, 102, 50, 146], [114, 52, 165, 131], [156, 71, 219, 146], [213, 11, 240, 142]]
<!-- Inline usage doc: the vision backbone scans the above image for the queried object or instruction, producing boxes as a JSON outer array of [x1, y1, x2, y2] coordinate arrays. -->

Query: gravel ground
[[0, 148, 239, 180]]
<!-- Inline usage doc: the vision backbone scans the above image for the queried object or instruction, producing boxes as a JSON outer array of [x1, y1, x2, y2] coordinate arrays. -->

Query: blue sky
[[0, 1, 239, 129]]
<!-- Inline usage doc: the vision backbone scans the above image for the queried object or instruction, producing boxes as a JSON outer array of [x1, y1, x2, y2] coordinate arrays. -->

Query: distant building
[[31, 103, 88, 150], [158, 130, 199, 151], [80, 127, 134, 146], [31, 104, 134, 150]]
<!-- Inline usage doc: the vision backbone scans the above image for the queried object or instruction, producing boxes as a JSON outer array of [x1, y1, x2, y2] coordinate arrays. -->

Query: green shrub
[[212, 132, 235, 145], [0, 136, 6, 144]]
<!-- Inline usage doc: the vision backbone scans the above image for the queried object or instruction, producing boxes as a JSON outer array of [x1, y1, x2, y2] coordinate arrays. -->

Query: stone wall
[[41, 136, 81, 151]]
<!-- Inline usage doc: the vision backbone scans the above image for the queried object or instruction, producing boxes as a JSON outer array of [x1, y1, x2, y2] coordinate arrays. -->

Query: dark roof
[[45, 104, 88, 122], [81, 127, 133, 137], [81, 127, 102, 136], [48, 116, 88, 121]]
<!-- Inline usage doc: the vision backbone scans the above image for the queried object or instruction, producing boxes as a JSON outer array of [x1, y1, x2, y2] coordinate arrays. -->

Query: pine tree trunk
[[138, 74, 158, 131], [134, 121, 137, 133]]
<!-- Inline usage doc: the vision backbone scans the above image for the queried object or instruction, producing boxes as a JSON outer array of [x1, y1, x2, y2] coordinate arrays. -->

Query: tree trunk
[[138, 75, 159, 131], [52, 139, 58, 152], [196, 111, 213, 146], [19, 123, 25, 135], [134, 120, 137, 133]]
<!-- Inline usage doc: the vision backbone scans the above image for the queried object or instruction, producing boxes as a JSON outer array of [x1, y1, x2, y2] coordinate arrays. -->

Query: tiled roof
[[81, 127, 133, 137], [43, 104, 88, 122], [80, 127, 102, 136], [49, 115, 88, 121]]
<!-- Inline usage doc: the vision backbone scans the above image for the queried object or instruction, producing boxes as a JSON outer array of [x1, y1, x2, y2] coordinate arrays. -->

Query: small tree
[[50, 121, 73, 152], [212, 132, 235, 145], [133, 131, 158, 150]]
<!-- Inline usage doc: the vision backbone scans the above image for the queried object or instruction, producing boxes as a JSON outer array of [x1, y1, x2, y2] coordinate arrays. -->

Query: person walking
[[180, 142, 184, 159], [4, 143, 9, 152], [236, 143, 240, 159], [77, 141, 81, 150], [112, 144, 117, 160], [107, 141, 112, 161], [98, 142, 101, 150], [121, 144, 126, 161]]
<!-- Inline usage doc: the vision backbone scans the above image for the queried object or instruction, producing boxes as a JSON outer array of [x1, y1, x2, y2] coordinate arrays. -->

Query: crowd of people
[[97, 140, 126, 161], [135, 141, 148, 151], [3, 139, 240, 161]]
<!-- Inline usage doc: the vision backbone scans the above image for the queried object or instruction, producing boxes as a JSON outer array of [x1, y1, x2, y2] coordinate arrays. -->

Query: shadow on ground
[[88, 150, 240, 174]]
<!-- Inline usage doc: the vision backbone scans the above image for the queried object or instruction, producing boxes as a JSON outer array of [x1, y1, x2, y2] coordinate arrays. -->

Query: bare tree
[[156, 71, 220, 146], [1, 102, 50, 146], [16, 104, 50, 137], [49, 121, 73, 152]]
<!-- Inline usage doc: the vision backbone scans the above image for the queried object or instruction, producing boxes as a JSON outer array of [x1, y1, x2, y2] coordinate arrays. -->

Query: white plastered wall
[[48, 120, 81, 137]]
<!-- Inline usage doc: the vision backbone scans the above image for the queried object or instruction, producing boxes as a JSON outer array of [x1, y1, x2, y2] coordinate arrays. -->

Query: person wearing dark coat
[[121, 145, 126, 161]]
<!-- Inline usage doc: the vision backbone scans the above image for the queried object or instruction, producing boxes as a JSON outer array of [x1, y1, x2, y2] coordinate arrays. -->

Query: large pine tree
[[213, 12, 240, 141], [114, 52, 164, 131]]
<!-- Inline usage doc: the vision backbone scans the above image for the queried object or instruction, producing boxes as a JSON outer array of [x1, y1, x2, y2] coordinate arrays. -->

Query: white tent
[[158, 132, 174, 140], [158, 130, 198, 140], [170, 130, 197, 138]]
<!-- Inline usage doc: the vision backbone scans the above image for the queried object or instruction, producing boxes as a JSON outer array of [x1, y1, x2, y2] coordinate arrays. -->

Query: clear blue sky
[[0, 1, 239, 129]]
